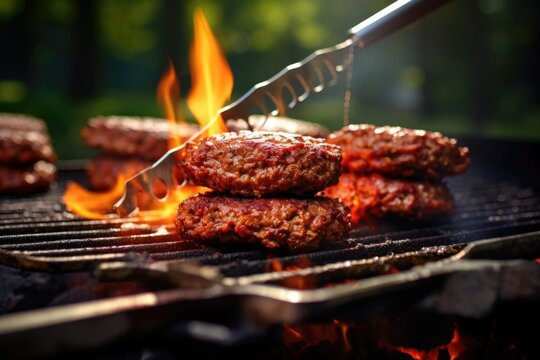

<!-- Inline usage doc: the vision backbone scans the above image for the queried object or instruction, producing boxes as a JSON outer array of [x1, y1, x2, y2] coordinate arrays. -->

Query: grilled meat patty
[[0, 113, 56, 164], [226, 115, 329, 138], [0, 113, 57, 194], [0, 113, 48, 132], [322, 173, 454, 225], [327, 124, 470, 180], [86, 156, 154, 190], [0, 130, 56, 164], [81, 116, 199, 161], [181, 131, 342, 197], [176, 193, 351, 252], [0, 161, 56, 194]]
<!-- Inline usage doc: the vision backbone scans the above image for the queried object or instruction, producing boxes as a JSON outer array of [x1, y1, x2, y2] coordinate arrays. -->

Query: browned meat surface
[[322, 173, 454, 225], [86, 156, 154, 190], [226, 115, 329, 138], [176, 193, 351, 252], [181, 131, 342, 197], [0, 113, 57, 194], [81, 116, 199, 161], [327, 124, 470, 180], [0, 161, 56, 194], [0, 130, 56, 164], [0, 113, 56, 165], [0, 113, 47, 132]]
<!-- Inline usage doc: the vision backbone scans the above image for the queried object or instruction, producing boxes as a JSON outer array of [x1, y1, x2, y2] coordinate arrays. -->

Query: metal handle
[[348, 0, 451, 47]]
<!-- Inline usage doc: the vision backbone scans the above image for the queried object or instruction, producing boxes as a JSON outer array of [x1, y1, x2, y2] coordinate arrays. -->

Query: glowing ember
[[64, 9, 232, 223], [281, 320, 466, 359], [266, 255, 317, 289], [447, 328, 464, 360], [390, 346, 439, 360], [283, 320, 352, 357], [267, 255, 312, 273], [384, 326, 464, 360]]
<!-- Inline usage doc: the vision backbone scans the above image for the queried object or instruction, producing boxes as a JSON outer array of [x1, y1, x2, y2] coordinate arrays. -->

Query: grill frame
[[1, 231, 540, 359], [1, 137, 540, 358]]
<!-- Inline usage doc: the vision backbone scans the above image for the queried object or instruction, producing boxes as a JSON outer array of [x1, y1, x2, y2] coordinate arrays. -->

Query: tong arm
[[114, 145, 185, 217]]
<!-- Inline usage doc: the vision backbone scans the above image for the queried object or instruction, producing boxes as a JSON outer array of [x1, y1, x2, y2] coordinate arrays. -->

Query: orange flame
[[64, 9, 232, 223], [156, 58, 183, 149], [64, 174, 128, 220], [187, 8, 231, 137], [132, 184, 207, 224]]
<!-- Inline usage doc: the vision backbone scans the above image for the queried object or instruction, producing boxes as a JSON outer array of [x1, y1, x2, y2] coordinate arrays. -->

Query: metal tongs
[[115, 0, 451, 217]]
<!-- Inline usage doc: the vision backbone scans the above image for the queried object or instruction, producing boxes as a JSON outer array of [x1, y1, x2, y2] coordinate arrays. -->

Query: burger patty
[[322, 173, 454, 225], [226, 115, 329, 138], [176, 193, 351, 252], [86, 156, 154, 190], [0, 113, 48, 132], [181, 131, 342, 197], [81, 116, 199, 161], [0, 129, 56, 164], [0, 161, 56, 194], [327, 124, 470, 180]]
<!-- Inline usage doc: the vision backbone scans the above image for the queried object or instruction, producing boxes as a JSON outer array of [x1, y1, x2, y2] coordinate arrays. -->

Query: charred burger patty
[[176, 193, 351, 252], [81, 116, 199, 161], [0, 161, 56, 194], [327, 124, 470, 180], [0, 113, 56, 164], [0, 113, 48, 132], [0, 130, 56, 164], [322, 172, 454, 224], [180, 131, 342, 197], [0, 113, 56, 194]]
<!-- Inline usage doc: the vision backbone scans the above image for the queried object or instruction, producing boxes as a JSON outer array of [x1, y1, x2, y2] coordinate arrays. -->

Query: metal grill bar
[[1, 172, 540, 278]]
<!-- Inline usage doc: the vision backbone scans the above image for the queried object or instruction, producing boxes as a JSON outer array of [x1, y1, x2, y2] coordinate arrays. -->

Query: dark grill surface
[[1, 167, 540, 280], [1, 139, 540, 360]]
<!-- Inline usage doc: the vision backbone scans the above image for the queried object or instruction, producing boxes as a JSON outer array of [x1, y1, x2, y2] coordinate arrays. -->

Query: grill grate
[[1, 170, 540, 278]]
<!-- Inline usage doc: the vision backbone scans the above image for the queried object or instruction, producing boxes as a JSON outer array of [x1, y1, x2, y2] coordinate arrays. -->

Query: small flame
[[283, 320, 352, 356], [133, 184, 207, 223], [447, 328, 464, 360], [266, 255, 317, 289], [187, 8, 231, 136], [64, 9, 231, 223], [384, 326, 464, 360], [156, 59, 183, 149], [390, 347, 439, 360], [64, 174, 128, 220]]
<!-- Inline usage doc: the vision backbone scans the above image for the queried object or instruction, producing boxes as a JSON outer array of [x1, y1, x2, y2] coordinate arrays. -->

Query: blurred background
[[0, 0, 538, 160]]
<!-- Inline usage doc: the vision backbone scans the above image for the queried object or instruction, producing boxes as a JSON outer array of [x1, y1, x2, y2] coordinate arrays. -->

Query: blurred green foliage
[[0, 0, 538, 160], [100, 0, 159, 58]]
